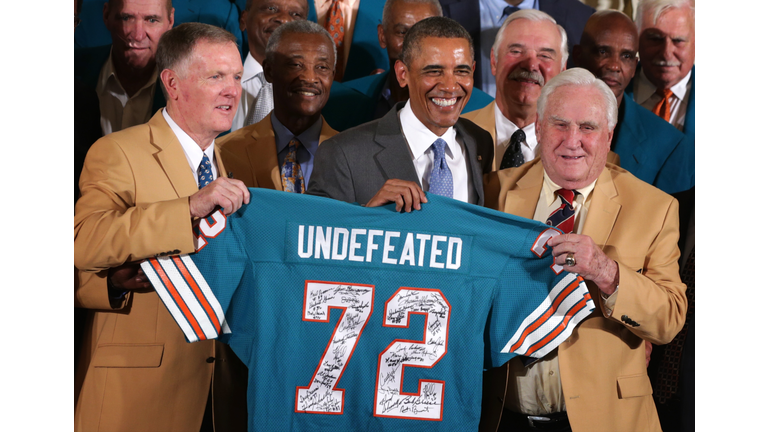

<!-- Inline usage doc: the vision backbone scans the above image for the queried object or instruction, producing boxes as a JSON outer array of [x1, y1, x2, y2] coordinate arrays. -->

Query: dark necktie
[[654, 248, 695, 404], [546, 189, 577, 234], [499, 129, 526, 169], [502, 5, 520, 18], [197, 154, 213, 189]]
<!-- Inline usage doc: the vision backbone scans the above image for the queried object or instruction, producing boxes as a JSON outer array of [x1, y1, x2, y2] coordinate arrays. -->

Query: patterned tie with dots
[[246, 72, 273, 126], [197, 153, 213, 189], [499, 129, 526, 169], [428, 138, 453, 198], [281, 139, 305, 193]]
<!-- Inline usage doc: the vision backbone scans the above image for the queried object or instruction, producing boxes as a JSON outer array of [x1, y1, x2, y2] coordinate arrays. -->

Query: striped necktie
[[546, 189, 577, 234]]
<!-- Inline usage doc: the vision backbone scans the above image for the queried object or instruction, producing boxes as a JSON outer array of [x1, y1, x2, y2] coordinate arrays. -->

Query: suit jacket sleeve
[[306, 138, 357, 203], [607, 197, 687, 345], [74, 136, 197, 272]]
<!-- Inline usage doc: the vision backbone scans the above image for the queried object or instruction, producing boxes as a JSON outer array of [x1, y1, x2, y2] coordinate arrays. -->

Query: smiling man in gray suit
[[307, 16, 493, 211]]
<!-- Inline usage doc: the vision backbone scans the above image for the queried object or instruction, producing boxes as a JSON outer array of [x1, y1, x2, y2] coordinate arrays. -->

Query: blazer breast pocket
[[617, 373, 653, 399], [92, 343, 164, 368]]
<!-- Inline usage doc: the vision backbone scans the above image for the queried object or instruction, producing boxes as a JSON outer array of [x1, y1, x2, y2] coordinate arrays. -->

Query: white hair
[[636, 0, 695, 30], [537, 68, 618, 129], [491, 9, 568, 70]]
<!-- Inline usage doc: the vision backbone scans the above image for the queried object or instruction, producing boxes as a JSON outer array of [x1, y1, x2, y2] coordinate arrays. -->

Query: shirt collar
[[636, 67, 692, 103], [243, 52, 264, 83], [270, 112, 323, 156], [399, 100, 458, 161], [162, 108, 216, 173], [493, 102, 537, 148], [541, 169, 596, 208], [100, 47, 158, 94]]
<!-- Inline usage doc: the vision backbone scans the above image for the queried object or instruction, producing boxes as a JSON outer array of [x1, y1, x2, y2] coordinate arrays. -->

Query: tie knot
[[431, 138, 447, 157], [510, 129, 525, 147], [555, 188, 576, 206], [503, 5, 519, 17], [656, 88, 674, 99], [288, 138, 302, 149]]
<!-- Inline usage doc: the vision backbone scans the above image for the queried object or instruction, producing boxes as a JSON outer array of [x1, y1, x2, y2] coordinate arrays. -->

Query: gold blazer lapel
[[503, 162, 544, 219], [148, 112, 198, 198], [247, 117, 282, 190], [582, 167, 621, 247]]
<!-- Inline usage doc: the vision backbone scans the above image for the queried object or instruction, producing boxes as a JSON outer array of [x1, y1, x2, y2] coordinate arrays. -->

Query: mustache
[[507, 69, 544, 86]]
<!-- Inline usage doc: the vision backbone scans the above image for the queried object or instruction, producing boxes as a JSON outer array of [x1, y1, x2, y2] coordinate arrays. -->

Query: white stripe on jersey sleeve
[[157, 257, 221, 340], [141, 258, 201, 343], [501, 273, 593, 357], [180, 255, 230, 334]]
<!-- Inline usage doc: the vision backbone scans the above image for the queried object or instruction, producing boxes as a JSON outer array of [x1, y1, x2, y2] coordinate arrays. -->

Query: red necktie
[[652, 88, 674, 123], [546, 189, 577, 234], [325, 0, 345, 81]]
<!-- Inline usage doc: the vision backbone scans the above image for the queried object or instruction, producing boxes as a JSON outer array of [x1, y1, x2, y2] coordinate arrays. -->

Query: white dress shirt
[[398, 101, 477, 204], [633, 68, 692, 132], [231, 52, 266, 132], [96, 49, 158, 135], [494, 103, 538, 170], [163, 108, 218, 186]]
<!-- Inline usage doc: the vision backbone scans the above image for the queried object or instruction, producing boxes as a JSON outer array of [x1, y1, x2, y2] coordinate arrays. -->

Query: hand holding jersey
[[189, 177, 251, 218], [548, 233, 619, 296]]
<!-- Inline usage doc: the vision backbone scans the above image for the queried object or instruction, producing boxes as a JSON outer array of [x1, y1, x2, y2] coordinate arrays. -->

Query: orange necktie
[[652, 88, 674, 123], [325, 0, 345, 81]]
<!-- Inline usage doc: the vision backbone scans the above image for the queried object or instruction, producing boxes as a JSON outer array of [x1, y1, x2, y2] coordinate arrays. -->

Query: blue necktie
[[197, 153, 213, 189], [502, 5, 520, 18], [429, 138, 453, 198]]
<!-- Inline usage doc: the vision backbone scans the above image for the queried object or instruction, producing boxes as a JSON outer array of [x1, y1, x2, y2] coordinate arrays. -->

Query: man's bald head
[[574, 10, 638, 105]]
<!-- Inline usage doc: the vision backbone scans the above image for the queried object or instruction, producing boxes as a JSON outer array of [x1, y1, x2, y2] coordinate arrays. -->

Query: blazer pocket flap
[[617, 373, 652, 399], [92, 343, 164, 368]]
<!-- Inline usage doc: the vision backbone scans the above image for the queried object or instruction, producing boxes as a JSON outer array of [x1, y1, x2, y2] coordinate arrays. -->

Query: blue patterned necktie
[[429, 138, 453, 198], [281, 139, 305, 193], [197, 153, 213, 189], [546, 189, 577, 234]]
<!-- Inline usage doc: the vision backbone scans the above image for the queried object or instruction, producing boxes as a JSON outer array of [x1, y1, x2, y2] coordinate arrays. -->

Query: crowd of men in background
[[74, 0, 695, 431]]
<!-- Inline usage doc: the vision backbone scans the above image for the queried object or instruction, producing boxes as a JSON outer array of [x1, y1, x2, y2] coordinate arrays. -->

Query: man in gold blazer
[[74, 24, 251, 432], [480, 68, 686, 432], [219, 20, 338, 190]]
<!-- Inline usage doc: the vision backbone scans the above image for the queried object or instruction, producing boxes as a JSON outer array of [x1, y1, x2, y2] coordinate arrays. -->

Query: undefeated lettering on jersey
[[142, 190, 594, 432]]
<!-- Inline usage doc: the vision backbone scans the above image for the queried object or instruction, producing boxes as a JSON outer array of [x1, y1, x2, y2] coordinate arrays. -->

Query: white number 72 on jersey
[[296, 281, 450, 421]]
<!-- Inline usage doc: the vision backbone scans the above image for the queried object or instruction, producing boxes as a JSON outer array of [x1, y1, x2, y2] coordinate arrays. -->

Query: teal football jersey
[[142, 189, 594, 431]]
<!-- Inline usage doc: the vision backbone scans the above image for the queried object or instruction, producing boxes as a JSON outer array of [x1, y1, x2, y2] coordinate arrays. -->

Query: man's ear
[[239, 9, 247, 32], [160, 69, 179, 100], [378, 24, 386, 49], [394, 59, 408, 89]]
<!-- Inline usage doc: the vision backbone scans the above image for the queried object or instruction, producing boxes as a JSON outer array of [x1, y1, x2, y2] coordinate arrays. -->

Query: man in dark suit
[[573, 10, 693, 194], [74, 0, 174, 135], [321, 0, 493, 131], [308, 16, 493, 210], [626, 0, 694, 143], [439, 0, 594, 94]]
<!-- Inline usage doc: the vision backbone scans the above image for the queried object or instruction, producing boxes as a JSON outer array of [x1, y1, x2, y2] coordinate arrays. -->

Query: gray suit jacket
[[307, 102, 494, 205]]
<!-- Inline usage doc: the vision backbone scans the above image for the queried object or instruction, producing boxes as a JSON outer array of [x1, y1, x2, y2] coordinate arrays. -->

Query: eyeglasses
[[75, 15, 82, 28]]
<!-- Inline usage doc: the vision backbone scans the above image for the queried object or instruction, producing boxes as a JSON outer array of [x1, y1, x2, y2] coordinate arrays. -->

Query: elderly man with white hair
[[480, 67, 687, 432], [627, 0, 695, 143], [462, 9, 568, 171]]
